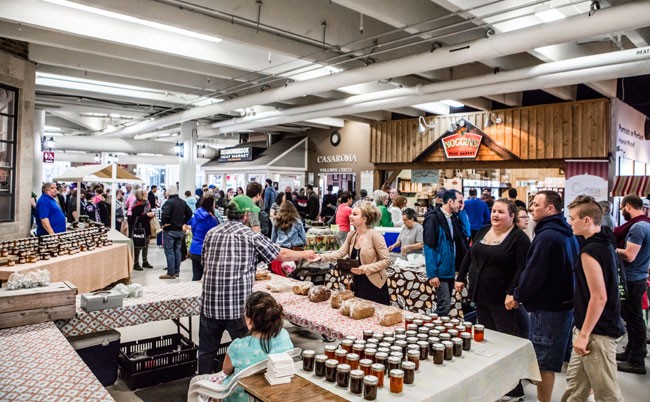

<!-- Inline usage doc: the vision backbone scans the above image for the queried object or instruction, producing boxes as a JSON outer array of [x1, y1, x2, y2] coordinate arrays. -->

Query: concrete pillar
[[32, 109, 45, 194], [179, 121, 197, 195]]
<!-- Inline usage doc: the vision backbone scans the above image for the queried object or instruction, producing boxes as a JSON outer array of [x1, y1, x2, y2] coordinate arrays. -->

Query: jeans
[[529, 309, 574, 372], [620, 279, 648, 365], [163, 230, 184, 276], [190, 253, 203, 281], [434, 279, 455, 316], [198, 314, 248, 374]]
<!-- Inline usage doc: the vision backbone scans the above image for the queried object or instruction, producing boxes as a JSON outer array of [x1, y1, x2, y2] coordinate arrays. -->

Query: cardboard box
[[0, 281, 77, 329]]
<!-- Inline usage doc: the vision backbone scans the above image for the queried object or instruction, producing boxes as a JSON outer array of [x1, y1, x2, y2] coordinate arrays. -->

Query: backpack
[[83, 201, 98, 222], [259, 210, 271, 238]]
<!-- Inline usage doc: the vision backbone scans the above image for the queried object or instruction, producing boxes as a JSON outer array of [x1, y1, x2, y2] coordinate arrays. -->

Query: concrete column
[[32, 109, 45, 194], [179, 121, 197, 194]]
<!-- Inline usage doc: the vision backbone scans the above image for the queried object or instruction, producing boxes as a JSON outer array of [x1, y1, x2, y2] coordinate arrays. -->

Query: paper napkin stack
[[264, 352, 296, 385]]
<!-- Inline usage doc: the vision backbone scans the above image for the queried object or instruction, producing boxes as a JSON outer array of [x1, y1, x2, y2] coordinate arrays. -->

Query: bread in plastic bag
[[339, 298, 358, 316], [7, 272, 25, 290], [378, 306, 403, 326], [308, 285, 331, 303], [330, 290, 355, 309], [292, 281, 313, 295], [349, 300, 376, 320], [266, 280, 294, 293]]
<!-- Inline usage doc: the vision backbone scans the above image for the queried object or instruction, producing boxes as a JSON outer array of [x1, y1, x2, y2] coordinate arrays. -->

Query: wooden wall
[[370, 99, 610, 164]]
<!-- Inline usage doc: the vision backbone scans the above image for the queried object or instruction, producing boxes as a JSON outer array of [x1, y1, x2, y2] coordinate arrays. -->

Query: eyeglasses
[[517, 215, 529, 219]]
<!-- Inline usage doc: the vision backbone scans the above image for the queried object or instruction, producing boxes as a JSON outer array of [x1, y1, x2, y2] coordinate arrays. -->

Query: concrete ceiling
[[1, 0, 650, 147]]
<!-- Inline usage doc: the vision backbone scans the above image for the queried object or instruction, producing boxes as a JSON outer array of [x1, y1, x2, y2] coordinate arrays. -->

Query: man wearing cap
[[245, 182, 263, 232], [198, 196, 315, 374]]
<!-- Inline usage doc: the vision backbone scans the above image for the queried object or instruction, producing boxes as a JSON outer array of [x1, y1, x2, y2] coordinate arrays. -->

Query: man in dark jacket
[[262, 179, 276, 214], [320, 185, 337, 222], [306, 184, 319, 221], [512, 190, 579, 402], [148, 185, 160, 209], [160, 185, 193, 279], [423, 189, 469, 315]]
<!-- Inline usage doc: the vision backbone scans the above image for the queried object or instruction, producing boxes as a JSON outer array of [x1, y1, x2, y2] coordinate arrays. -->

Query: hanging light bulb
[[94, 153, 100, 163], [198, 144, 207, 157], [417, 116, 435, 133]]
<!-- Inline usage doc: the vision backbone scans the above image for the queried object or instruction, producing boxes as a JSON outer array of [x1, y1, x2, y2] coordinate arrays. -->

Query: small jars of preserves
[[404, 314, 415, 328], [401, 361, 416, 385], [359, 358, 373, 376], [429, 313, 439, 320], [374, 352, 388, 367], [350, 369, 364, 394], [407, 349, 420, 371], [302, 350, 315, 372], [363, 329, 374, 340], [394, 328, 406, 336], [387, 356, 401, 373], [447, 329, 459, 338], [336, 363, 351, 388], [417, 340, 429, 360], [432, 343, 445, 365], [439, 333, 451, 342], [341, 339, 354, 353], [474, 324, 485, 342], [364, 347, 377, 362], [315, 354, 328, 377], [363, 375, 379, 401], [389, 369, 404, 393], [442, 341, 453, 361], [325, 359, 339, 382], [461, 332, 472, 351], [346, 353, 360, 370], [353, 343, 365, 357], [335, 348, 348, 364], [370, 363, 385, 387], [451, 337, 463, 357], [412, 319, 423, 328], [324, 344, 337, 359]]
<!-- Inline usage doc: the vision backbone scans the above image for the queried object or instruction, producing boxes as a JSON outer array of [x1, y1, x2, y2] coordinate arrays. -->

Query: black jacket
[[161, 195, 192, 231], [148, 191, 159, 209]]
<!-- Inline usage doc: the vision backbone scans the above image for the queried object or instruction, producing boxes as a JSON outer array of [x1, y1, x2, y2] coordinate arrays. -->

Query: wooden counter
[[239, 372, 347, 402]]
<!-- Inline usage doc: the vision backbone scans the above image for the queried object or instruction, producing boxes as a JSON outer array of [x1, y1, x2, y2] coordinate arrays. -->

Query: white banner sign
[[615, 99, 650, 162], [563, 174, 608, 218]]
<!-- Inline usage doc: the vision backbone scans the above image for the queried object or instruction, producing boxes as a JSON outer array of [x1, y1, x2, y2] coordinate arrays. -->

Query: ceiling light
[[418, 116, 435, 133], [43, 0, 222, 43], [589, 0, 601, 17], [535, 9, 566, 22], [94, 153, 100, 163], [441, 99, 464, 108]]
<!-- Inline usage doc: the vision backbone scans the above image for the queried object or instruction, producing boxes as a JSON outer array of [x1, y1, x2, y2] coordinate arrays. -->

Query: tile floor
[[106, 245, 650, 402]]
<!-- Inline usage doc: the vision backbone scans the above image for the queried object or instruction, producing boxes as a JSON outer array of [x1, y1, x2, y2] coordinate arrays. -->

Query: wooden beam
[[384, 170, 403, 189], [375, 159, 564, 171]]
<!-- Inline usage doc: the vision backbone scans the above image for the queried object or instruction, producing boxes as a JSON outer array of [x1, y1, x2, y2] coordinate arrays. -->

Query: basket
[[118, 333, 198, 390]]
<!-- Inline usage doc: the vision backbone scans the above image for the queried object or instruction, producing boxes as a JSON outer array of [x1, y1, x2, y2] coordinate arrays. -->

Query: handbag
[[132, 219, 146, 248], [336, 258, 360, 272], [120, 219, 129, 236]]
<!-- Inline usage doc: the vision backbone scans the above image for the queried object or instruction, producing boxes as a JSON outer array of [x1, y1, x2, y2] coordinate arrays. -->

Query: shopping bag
[[120, 219, 129, 236], [132, 224, 146, 248], [149, 217, 163, 235]]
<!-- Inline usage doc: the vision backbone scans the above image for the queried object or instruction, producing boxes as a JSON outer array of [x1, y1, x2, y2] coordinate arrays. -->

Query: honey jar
[[389, 369, 404, 393]]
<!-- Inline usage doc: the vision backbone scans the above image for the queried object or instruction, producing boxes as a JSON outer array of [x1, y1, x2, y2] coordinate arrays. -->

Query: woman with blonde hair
[[310, 201, 391, 304]]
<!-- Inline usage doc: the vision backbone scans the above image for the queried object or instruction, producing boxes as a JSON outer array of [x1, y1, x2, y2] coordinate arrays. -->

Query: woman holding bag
[[269, 201, 306, 276], [128, 189, 155, 271], [310, 201, 391, 305]]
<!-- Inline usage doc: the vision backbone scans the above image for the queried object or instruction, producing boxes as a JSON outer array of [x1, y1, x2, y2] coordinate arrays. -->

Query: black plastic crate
[[118, 333, 198, 390], [212, 340, 232, 373]]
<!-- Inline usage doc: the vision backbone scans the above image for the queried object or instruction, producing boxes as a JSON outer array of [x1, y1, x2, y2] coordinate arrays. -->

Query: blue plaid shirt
[[201, 220, 279, 320]]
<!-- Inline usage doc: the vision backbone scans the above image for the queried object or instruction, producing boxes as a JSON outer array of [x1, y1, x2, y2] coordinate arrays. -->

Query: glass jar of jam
[[394, 334, 407, 342], [407, 349, 420, 371], [422, 315, 433, 324], [412, 319, 423, 328], [359, 358, 373, 376], [363, 329, 374, 340], [335, 348, 348, 364], [428, 329, 441, 338], [389, 369, 404, 393], [387, 356, 401, 373], [401, 360, 415, 384], [451, 338, 463, 357], [325, 359, 339, 382], [429, 313, 439, 320], [440, 316, 451, 323], [463, 321, 473, 330], [364, 347, 377, 362], [363, 375, 378, 401], [394, 328, 406, 336], [324, 344, 337, 359], [315, 355, 328, 377], [406, 336, 418, 345], [383, 337, 395, 345], [447, 329, 459, 338], [418, 327, 429, 335], [442, 341, 453, 361], [346, 353, 360, 370], [417, 341, 429, 360], [428, 337, 441, 354], [474, 324, 485, 342], [341, 339, 354, 352], [383, 330, 395, 338], [416, 333, 429, 343], [450, 318, 460, 326], [353, 343, 365, 356], [456, 325, 467, 334], [350, 369, 364, 394], [432, 343, 445, 364], [376, 347, 390, 355], [395, 340, 407, 355], [366, 338, 379, 347], [378, 342, 391, 350], [302, 350, 315, 372], [444, 323, 455, 332], [461, 332, 472, 351], [373, 333, 384, 342], [370, 363, 385, 387], [389, 345, 402, 355], [354, 339, 366, 347], [336, 363, 351, 388], [389, 352, 403, 361], [405, 315, 415, 328], [374, 352, 388, 368], [439, 333, 451, 342], [435, 325, 446, 333]]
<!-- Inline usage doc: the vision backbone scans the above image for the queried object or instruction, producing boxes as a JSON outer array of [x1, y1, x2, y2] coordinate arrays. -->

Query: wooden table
[[239, 372, 347, 402], [0, 243, 132, 293]]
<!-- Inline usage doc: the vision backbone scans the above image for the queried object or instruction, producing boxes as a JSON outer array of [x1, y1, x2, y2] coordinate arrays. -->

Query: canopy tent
[[611, 176, 650, 197], [54, 164, 144, 231]]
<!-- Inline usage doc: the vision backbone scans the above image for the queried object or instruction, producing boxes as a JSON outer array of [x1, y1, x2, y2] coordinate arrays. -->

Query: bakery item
[[292, 281, 313, 295], [339, 298, 357, 316], [255, 270, 271, 281], [331, 290, 355, 309], [308, 285, 332, 303], [378, 307, 403, 326], [349, 300, 376, 320]]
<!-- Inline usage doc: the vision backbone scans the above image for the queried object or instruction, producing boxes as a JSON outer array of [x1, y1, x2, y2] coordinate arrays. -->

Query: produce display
[[304, 228, 339, 252]]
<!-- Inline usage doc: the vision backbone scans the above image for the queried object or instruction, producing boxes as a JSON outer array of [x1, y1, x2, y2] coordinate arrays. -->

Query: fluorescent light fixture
[[43, 0, 222, 43], [441, 99, 465, 108], [412, 102, 449, 115], [283, 64, 342, 81], [535, 9, 565, 22]]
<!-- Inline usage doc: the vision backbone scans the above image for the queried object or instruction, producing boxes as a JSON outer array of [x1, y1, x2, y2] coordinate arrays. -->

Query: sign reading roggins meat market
[[441, 130, 482, 159]]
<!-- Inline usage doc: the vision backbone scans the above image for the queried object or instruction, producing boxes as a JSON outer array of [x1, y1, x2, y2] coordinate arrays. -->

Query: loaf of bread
[[255, 270, 271, 281], [308, 285, 332, 303], [378, 307, 403, 326], [330, 290, 355, 309], [349, 300, 376, 320], [292, 281, 313, 295], [266, 280, 292, 293], [339, 298, 357, 316]]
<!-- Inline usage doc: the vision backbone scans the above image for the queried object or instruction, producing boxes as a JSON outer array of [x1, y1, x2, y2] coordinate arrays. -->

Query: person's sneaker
[[142, 262, 153, 269], [615, 352, 629, 362], [617, 361, 647, 374], [159, 274, 176, 279], [133, 264, 143, 271], [498, 396, 525, 402]]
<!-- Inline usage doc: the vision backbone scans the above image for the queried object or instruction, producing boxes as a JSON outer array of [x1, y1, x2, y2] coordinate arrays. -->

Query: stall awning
[[611, 176, 650, 197], [54, 164, 143, 184]]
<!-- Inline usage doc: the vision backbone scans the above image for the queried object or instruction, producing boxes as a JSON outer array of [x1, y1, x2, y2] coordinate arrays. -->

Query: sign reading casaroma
[[441, 131, 482, 159]]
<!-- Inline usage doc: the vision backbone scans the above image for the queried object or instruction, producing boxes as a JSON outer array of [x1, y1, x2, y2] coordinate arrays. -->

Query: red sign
[[441, 130, 482, 159], [43, 151, 55, 163]]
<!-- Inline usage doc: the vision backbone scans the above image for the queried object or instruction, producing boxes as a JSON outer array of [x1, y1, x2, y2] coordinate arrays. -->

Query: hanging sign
[[43, 151, 55, 163], [218, 146, 254, 162], [441, 129, 482, 159]]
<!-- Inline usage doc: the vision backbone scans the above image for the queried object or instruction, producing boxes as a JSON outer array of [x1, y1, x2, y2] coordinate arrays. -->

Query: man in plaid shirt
[[198, 195, 314, 374]]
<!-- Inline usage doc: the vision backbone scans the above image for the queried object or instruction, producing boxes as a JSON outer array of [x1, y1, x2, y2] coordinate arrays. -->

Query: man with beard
[[614, 194, 650, 374]]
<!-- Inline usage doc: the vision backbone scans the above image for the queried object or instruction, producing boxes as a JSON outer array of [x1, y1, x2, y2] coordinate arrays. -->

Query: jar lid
[[345, 335, 357, 341], [363, 329, 374, 335], [354, 340, 366, 345], [442, 341, 453, 346], [325, 359, 339, 367], [474, 324, 485, 330], [456, 325, 466, 332], [351, 369, 365, 378], [347, 353, 360, 361], [429, 337, 441, 344], [413, 319, 423, 325], [416, 341, 428, 347], [303, 350, 315, 357], [451, 338, 463, 344], [376, 347, 390, 354], [315, 354, 328, 361], [407, 344, 419, 350], [335, 349, 347, 355], [432, 343, 445, 350], [395, 340, 407, 346], [389, 369, 404, 377], [375, 352, 388, 359], [382, 331, 395, 337], [370, 363, 385, 371], [407, 349, 420, 356], [428, 330, 441, 336], [401, 361, 416, 369], [364, 375, 378, 385], [389, 346, 401, 352], [389, 352, 403, 360], [367, 338, 379, 344], [337, 364, 351, 372], [395, 328, 406, 334], [325, 344, 337, 350], [378, 342, 391, 349], [342, 339, 354, 345], [384, 337, 395, 344], [387, 356, 401, 364], [395, 334, 406, 340], [364, 348, 377, 354], [405, 331, 417, 337], [460, 332, 471, 339], [359, 358, 373, 366]]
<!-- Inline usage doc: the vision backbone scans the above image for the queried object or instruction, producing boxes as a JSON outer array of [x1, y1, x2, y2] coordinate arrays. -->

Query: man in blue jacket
[[263, 179, 276, 214], [423, 189, 468, 315], [463, 187, 490, 240], [511, 191, 579, 402]]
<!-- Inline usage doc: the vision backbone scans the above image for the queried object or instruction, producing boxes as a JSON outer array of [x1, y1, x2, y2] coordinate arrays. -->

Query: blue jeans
[[163, 230, 183, 276], [198, 314, 248, 374], [529, 309, 574, 372]]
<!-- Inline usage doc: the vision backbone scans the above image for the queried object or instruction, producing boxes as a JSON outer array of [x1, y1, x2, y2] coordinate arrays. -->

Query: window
[[0, 84, 17, 222]]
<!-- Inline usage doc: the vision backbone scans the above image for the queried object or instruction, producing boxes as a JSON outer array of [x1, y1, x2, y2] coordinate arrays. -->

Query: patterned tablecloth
[[56, 281, 203, 337], [0, 322, 115, 402]]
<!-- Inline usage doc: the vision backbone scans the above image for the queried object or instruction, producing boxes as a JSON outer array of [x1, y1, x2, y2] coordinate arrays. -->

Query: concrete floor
[[106, 244, 650, 402]]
